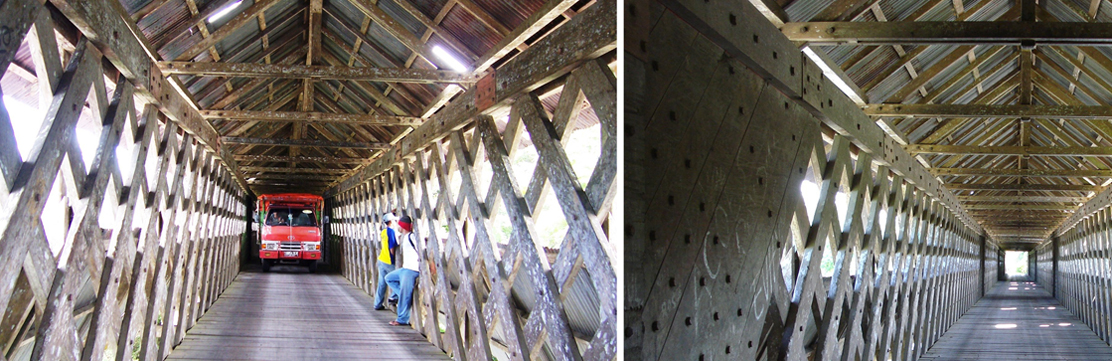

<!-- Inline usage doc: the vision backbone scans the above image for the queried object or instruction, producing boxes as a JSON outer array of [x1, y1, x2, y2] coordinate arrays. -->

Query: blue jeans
[[385, 268, 419, 324], [374, 261, 396, 308]]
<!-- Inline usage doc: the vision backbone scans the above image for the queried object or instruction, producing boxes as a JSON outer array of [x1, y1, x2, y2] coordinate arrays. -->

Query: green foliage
[[131, 336, 142, 361]]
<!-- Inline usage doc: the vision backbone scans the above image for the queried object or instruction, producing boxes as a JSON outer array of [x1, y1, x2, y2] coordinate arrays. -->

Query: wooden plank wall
[[0, 1, 248, 360], [327, 58, 618, 361], [1036, 238, 1055, 296], [625, 1, 1001, 361], [1048, 207, 1112, 345]]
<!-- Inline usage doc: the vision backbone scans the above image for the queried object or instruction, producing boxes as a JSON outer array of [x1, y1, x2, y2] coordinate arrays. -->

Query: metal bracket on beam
[[476, 71, 497, 110]]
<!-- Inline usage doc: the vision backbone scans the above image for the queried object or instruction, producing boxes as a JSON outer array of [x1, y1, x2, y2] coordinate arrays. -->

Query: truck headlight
[[262, 241, 279, 250], [303, 242, 320, 251]]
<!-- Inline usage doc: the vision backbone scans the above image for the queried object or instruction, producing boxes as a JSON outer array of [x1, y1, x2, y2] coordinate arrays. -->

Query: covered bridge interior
[[627, 0, 1112, 360], [0, 0, 616, 359]]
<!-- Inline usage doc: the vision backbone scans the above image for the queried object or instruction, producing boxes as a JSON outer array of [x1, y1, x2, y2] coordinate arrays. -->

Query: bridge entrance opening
[[1006, 251, 1030, 279]]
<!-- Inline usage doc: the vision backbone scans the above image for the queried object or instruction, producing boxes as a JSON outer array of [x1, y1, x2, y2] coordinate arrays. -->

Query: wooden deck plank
[[167, 270, 449, 360], [921, 281, 1112, 360]]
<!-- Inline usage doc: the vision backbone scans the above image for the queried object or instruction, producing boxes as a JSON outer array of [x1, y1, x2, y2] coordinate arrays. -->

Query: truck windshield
[[265, 208, 317, 227]]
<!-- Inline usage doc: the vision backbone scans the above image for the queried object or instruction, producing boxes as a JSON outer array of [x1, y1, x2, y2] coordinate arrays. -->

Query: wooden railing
[[325, 2, 617, 360], [0, 0, 248, 360]]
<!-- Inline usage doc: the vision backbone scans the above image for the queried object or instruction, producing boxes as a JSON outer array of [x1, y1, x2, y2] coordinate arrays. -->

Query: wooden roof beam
[[958, 195, 1089, 203], [235, 155, 373, 164], [241, 166, 353, 174], [781, 21, 1112, 45], [964, 204, 1078, 210], [222, 136, 390, 149], [159, 62, 477, 84], [947, 183, 1100, 191], [934, 168, 1112, 177], [908, 145, 1112, 156], [865, 104, 1112, 118]]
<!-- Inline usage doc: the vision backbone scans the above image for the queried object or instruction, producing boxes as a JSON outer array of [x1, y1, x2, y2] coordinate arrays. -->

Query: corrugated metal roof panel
[[784, 0, 836, 22], [440, 6, 498, 57]]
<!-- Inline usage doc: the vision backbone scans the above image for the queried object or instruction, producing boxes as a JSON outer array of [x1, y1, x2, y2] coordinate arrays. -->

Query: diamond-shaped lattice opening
[[1, 23, 52, 161], [143, 120, 164, 191], [43, 154, 73, 257], [510, 130, 539, 193], [74, 75, 112, 170], [558, 257, 601, 352], [0, 94, 45, 160], [467, 130, 494, 202], [565, 106, 602, 189], [488, 203, 512, 255], [446, 143, 464, 208], [115, 105, 139, 189], [2, 270, 39, 358], [780, 223, 799, 293], [535, 182, 569, 250]]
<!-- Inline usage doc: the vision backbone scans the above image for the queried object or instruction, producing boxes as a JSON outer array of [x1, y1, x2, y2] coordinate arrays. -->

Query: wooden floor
[[168, 266, 449, 360], [921, 281, 1112, 360]]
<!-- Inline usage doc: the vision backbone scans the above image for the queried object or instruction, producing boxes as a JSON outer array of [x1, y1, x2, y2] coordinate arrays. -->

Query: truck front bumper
[[259, 250, 321, 260]]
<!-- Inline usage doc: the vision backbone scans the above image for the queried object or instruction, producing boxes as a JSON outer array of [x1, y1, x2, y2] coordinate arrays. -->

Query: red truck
[[256, 193, 325, 272]]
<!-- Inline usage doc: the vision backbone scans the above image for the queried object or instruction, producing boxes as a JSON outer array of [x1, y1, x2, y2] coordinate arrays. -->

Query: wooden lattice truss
[[0, 0, 248, 359], [627, 1, 1002, 361], [327, 4, 617, 358]]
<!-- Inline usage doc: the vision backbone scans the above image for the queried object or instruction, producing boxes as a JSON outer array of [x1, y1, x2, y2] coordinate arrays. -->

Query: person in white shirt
[[385, 215, 420, 326]]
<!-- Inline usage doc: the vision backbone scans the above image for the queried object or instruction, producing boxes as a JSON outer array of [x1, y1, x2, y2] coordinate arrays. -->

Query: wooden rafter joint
[[157, 62, 480, 84]]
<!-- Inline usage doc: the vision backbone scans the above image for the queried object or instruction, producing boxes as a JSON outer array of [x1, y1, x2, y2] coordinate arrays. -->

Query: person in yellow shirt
[[374, 213, 399, 310]]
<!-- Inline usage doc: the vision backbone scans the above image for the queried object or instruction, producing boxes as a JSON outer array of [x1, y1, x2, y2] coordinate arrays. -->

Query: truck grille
[[280, 242, 301, 251]]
